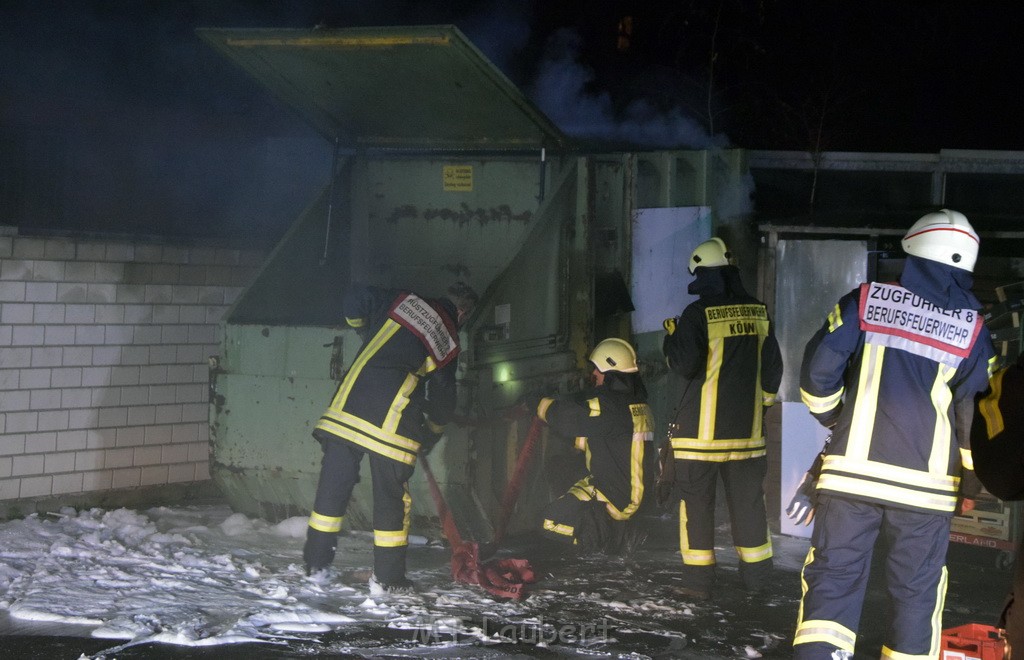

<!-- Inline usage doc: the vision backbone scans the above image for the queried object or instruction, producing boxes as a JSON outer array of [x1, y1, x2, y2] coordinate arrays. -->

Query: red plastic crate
[[940, 623, 1006, 660]]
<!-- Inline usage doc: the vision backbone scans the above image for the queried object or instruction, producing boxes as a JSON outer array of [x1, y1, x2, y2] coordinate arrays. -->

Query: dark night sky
[[2, 1, 1023, 241]]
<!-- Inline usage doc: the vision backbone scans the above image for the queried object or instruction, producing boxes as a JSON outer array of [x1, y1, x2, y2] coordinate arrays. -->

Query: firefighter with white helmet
[[792, 210, 995, 658], [661, 237, 783, 598], [901, 208, 980, 271], [534, 337, 654, 553]]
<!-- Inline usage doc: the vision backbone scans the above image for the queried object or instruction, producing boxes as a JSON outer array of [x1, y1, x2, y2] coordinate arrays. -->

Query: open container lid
[[198, 25, 567, 151]]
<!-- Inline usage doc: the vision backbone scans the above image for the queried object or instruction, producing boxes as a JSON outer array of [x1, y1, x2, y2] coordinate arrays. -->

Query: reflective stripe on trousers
[[676, 456, 773, 566], [307, 436, 416, 584], [793, 495, 949, 659]]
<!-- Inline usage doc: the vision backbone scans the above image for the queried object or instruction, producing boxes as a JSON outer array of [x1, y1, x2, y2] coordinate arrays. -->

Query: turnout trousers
[[793, 495, 950, 659], [305, 436, 415, 583], [676, 456, 773, 592], [540, 476, 628, 553]]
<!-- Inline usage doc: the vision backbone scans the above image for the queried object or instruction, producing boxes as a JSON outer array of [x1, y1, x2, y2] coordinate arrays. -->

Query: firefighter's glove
[[663, 317, 677, 335], [785, 472, 817, 526], [960, 467, 983, 500], [956, 468, 983, 515], [419, 431, 443, 458], [420, 419, 445, 457]]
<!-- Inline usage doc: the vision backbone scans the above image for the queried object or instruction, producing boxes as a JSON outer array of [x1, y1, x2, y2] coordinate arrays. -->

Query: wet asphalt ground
[[0, 504, 1012, 660]]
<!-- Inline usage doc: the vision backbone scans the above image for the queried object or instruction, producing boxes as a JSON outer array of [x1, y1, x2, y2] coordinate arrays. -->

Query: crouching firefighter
[[535, 338, 655, 554], [662, 237, 783, 598], [303, 281, 477, 594]]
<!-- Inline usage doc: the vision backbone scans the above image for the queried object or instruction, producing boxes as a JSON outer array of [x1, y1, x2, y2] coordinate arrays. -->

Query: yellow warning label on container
[[443, 165, 473, 192]]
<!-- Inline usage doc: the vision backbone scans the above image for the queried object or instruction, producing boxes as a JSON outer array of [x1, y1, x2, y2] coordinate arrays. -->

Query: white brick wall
[[0, 230, 263, 503]]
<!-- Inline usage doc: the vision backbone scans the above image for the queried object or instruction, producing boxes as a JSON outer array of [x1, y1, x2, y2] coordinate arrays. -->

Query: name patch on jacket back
[[389, 294, 459, 368], [705, 304, 769, 339], [859, 282, 981, 359]]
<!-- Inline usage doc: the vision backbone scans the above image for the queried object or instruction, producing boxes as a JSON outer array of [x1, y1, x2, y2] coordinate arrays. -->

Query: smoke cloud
[[530, 29, 726, 150], [0, 1, 729, 241]]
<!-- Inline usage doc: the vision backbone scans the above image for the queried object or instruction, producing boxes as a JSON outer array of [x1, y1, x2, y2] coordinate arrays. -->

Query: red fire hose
[[493, 416, 544, 545], [420, 416, 543, 600]]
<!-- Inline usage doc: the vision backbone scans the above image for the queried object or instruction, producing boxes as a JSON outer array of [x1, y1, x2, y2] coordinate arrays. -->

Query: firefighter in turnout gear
[[662, 237, 783, 597], [303, 281, 477, 594], [793, 210, 996, 659], [972, 353, 1024, 658], [536, 337, 655, 553]]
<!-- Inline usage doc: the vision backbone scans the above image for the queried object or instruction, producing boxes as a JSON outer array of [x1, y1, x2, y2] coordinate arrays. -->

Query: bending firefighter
[[662, 237, 783, 598], [536, 338, 655, 553], [303, 281, 477, 594], [793, 210, 996, 659]]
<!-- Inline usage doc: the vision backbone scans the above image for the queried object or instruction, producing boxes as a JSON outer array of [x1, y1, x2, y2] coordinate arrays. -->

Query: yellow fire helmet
[[589, 337, 639, 373], [689, 237, 731, 274]]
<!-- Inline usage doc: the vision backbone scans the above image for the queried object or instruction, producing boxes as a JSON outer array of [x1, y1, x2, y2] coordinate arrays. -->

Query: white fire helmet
[[901, 209, 979, 272], [689, 237, 731, 274], [589, 337, 639, 373]]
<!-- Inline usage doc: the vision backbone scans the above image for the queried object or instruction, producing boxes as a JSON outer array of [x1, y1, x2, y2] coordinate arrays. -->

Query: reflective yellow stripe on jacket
[[314, 319, 425, 464], [818, 344, 961, 512]]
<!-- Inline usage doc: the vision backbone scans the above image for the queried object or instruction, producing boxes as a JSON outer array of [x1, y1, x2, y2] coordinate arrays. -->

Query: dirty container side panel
[[363, 158, 540, 293], [284, 327, 354, 379], [212, 325, 343, 520], [212, 374, 325, 469], [225, 325, 289, 377], [210, 373, 328, 519]]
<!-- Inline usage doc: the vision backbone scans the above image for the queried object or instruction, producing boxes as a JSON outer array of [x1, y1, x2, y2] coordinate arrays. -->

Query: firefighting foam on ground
[[0, 500, 1008, 658]]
